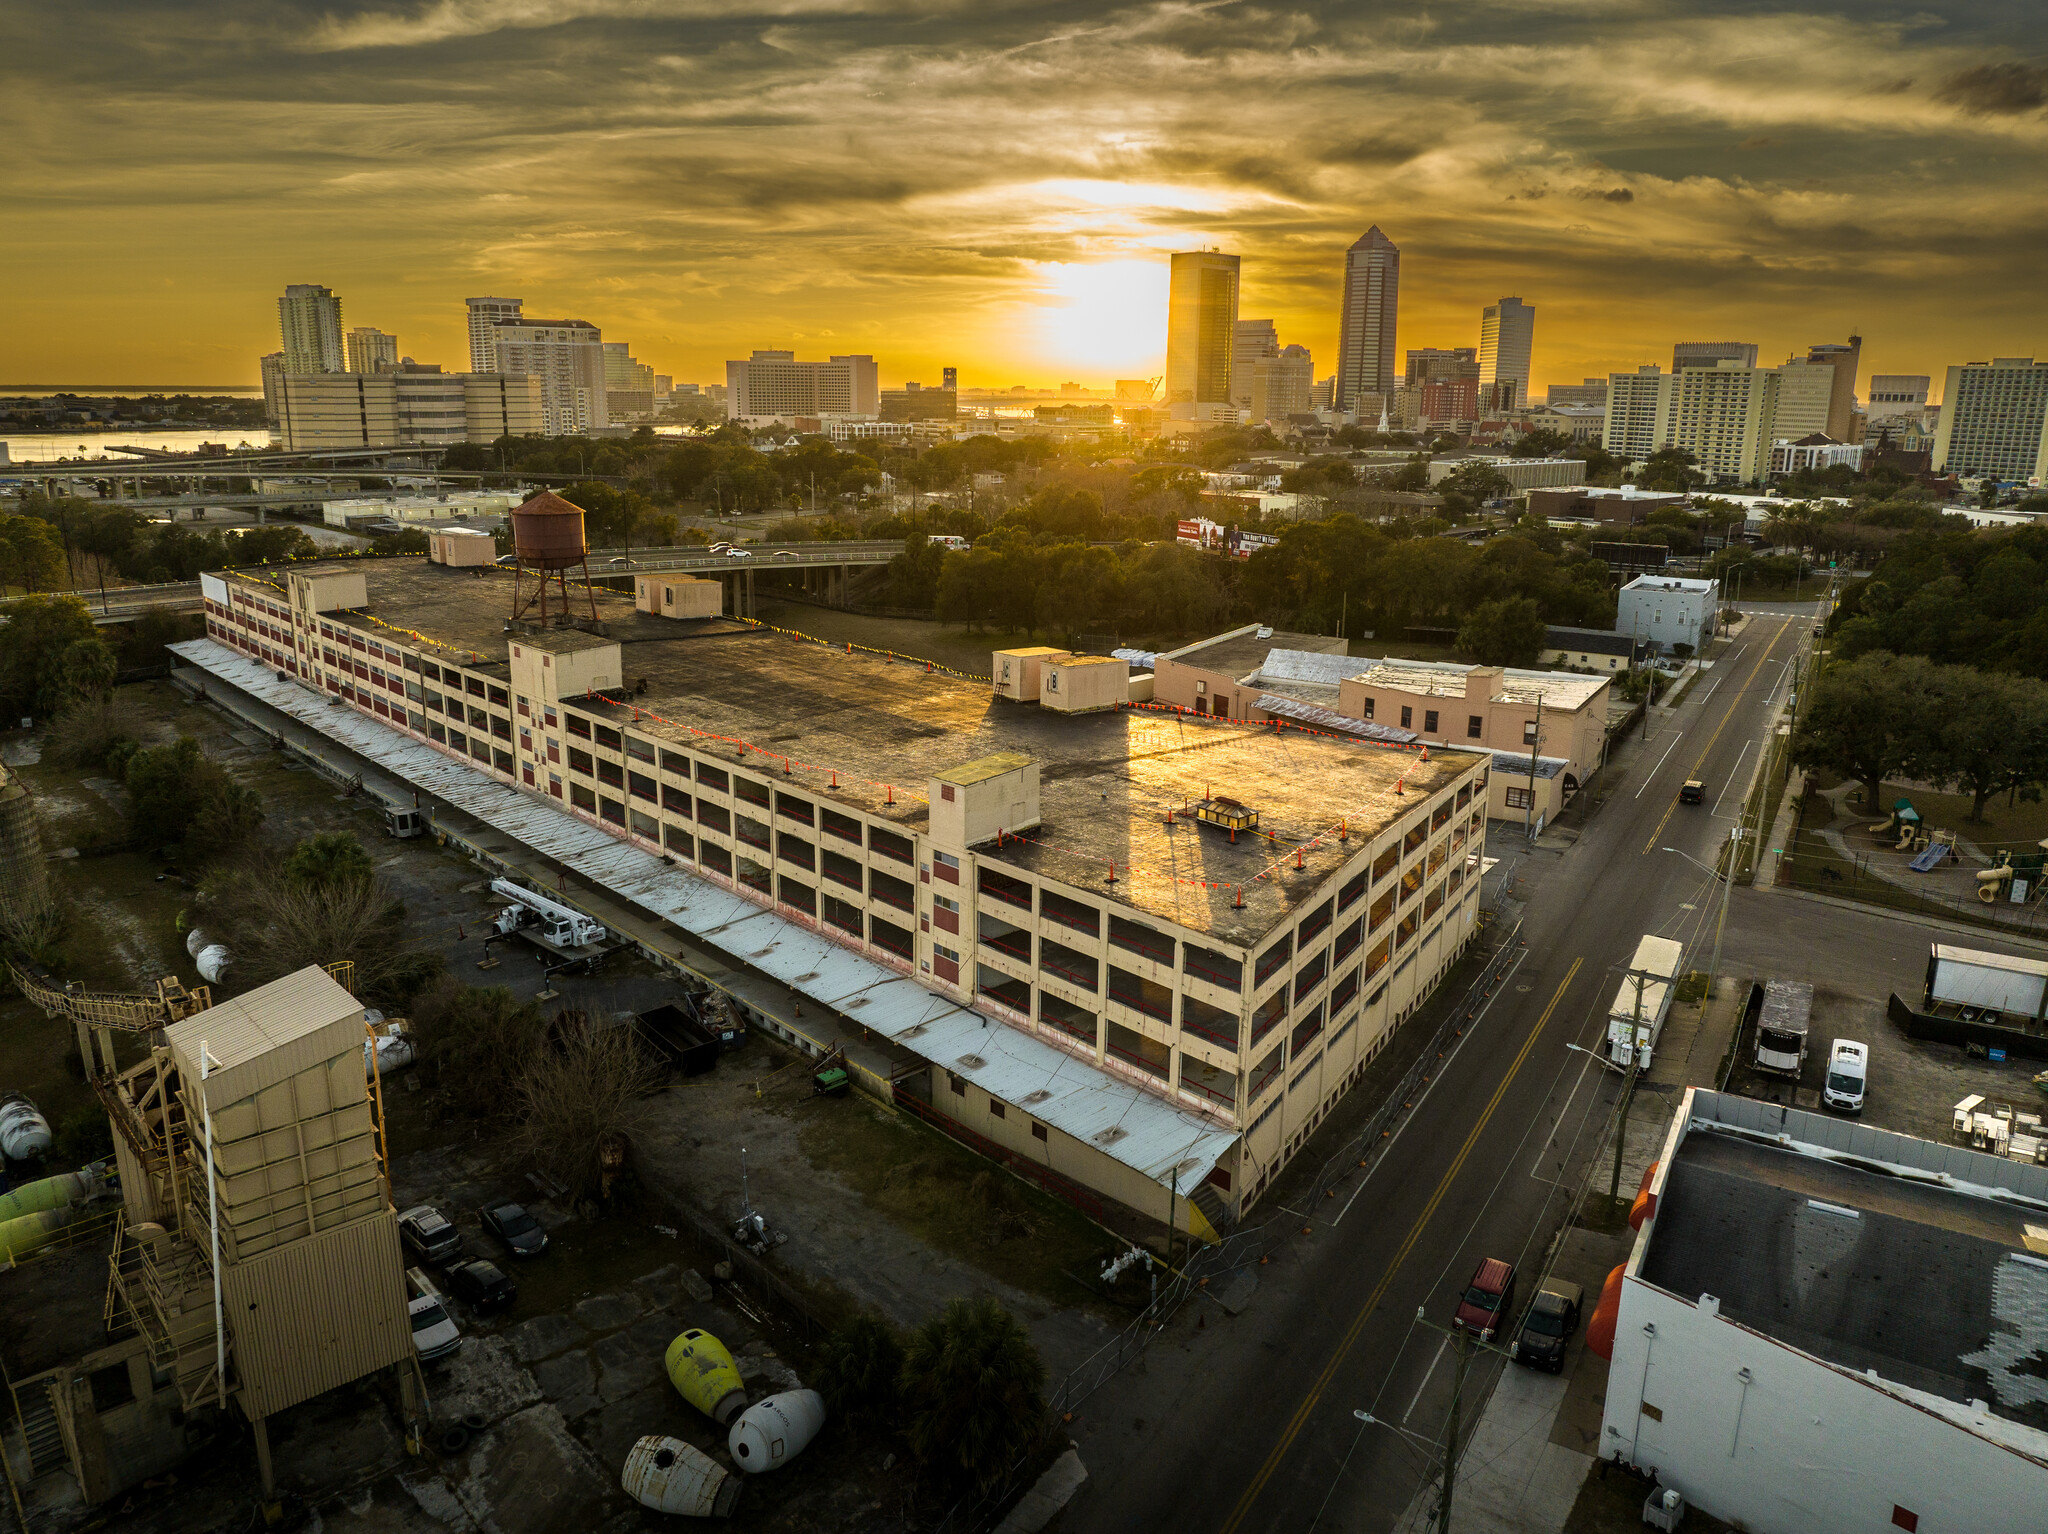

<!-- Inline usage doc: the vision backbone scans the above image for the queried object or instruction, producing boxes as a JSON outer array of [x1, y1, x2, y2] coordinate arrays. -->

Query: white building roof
[[1622, 575, 1717, 595], [171, 640, 1238, 1197], [1254, 648, 1372, 689]]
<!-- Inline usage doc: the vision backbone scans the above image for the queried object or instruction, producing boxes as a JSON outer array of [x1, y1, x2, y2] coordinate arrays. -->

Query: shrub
[[813, 1315, 906, 1423], [899, 1296, 1047, 1488], [46, 694, 152, 770], [410, 980, 550, 1114]]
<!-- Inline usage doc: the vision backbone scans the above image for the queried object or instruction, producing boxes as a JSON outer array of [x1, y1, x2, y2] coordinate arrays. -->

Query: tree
[[125, 737, 264, 861], [898, 1296, 1047, 1488], [813, 1315, 906, 1423], [0, 515, 69, 594], [509, 1019, 663, 1204], [211, 860, 441, 1006], [1456, 597, 1548, 666], [282, 831, 376, 889], [410, 981, 550, 1114], [0, 595, 115, 722], [1791, 651, 1941, 812], [1925, 667, 2048, 822], [1509, 428, 1573, 459]]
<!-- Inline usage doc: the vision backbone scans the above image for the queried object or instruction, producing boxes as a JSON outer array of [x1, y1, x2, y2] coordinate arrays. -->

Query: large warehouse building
[[1599, 1088, 2048, 1532], [183, 555, 1488, 1230]]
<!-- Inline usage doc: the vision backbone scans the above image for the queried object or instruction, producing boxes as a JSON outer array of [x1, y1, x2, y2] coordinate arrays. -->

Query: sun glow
[[1025, 259, 1170, 379]]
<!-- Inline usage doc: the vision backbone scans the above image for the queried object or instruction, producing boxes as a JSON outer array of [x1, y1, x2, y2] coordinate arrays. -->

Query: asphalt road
[[1065, 616, 1809, 1534]]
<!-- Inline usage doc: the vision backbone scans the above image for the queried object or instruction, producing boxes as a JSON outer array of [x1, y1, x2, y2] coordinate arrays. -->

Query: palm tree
[[898, 1296, 1047, 1488]]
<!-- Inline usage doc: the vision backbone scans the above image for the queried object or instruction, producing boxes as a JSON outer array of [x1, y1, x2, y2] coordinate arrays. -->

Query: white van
[[1823, 1039, 1868, 1115]]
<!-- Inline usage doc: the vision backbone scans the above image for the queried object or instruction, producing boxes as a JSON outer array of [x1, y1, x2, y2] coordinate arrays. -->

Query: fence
[[1788, 795, 2048, 937], [651, 1189, 835, 1347]]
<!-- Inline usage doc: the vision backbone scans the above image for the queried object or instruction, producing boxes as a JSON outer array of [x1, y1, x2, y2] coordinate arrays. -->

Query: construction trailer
[[5, 964, 418, 1506]]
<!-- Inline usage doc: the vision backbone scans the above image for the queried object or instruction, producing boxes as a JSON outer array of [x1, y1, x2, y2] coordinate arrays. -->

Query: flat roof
[[171, 640, 1237, 1196], [1643, 1117, 2048, 1436], [164, 965, 363, 1108], [1163, 625, 1347, 681], [224, 563, 1479, 943]]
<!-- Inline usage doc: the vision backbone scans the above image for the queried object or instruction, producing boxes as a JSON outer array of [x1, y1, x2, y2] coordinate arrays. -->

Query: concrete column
[[745, 569, 755, 618]]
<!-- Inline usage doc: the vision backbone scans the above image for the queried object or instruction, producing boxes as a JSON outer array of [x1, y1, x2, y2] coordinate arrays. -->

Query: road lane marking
[[1641, 620, 1790, 855], [1718, 740, 1753, 805], [1215, 956, 1585, 1534], [1331, 949, 1530, 1226], [1636, 735, 1681, 797], [1403, 1337, 1450, 1423]]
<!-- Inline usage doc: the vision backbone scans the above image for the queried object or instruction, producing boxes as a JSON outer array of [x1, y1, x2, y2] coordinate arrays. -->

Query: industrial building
[[1599, 1088, 2048, 1533], [3, 964, 416, 1507], [185, 526, 1491, 1229]]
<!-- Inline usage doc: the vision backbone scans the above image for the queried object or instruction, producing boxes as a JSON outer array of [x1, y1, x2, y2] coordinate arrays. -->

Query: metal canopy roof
[[1254, 649, 1371, 689], [172, 640, 1238, 1196], [1254, 693, 1420, 744]]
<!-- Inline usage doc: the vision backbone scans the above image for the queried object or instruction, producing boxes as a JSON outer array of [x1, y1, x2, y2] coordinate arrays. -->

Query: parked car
[[481, 1202, 548, 1257], [1679, 780, 1704, 805], [1511, 1279, 1584, 1372], [409, 1291, 462, 1362], [446, 1258, 518, 1314], [397, 1204, 462, 1265], [1824, 1038, 1869, 1115], [1453, 1257, 1517, 1341]]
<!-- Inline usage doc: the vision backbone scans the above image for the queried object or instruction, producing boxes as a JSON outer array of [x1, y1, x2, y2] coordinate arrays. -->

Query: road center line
[[1214, 956, 1585, 1534], [1640, 620, 1790, 855]]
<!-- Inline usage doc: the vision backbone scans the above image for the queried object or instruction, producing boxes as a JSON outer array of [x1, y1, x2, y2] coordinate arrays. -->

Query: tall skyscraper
[[1165, 251, 1241, 419], [941, 366, 958, 393], [1673, 341, 1758, 371], [1335, 227, 1400, 414], [1866, 375, 1931, 426], [1230, 319, 1279, 416], [345, 327, 398, 375], [1605, 358, 1842, 482], [724, 351, 880, 421], [1934, 358, 2048, 482], [1477, 297, 1534, 408], [602, 341, 656, 417], [1805, 335, 1863, 440], [492, 318, 607, 434], [277, 284, 344, 374], [465, 296, 522, 373]]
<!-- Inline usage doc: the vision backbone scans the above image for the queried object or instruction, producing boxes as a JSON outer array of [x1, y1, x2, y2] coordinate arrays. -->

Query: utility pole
[[1610, 967, 1645, 1207], [1706, 824, 1741, 998], [1524, 696, 1543, 842], [1356, 1310, 1516, 1532]]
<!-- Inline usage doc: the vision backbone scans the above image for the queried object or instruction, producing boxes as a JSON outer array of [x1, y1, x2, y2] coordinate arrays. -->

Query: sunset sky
[[4, 0, 2044, 395]]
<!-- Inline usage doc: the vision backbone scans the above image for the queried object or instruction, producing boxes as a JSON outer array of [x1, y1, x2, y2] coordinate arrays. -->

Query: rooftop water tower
[[507, 489, 600, 624]]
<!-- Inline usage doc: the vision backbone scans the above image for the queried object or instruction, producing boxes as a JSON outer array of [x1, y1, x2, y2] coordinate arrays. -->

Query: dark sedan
[[446, 1258, 517, 1314], [1512, 1280, 1586, 1373], [481, 1202, 548, 1257]]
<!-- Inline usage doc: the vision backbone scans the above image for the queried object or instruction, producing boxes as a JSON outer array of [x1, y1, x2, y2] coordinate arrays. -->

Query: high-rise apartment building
[[465, 297, 522, 373], [278, 369, 543, 450], [1673, 341, 1757, 371], [724, 351, 880, 421], [345, 327, 398, 375], [1934, 359, 2048, 482], [602, 341, 657, 418], [1866, 375, 1931, 426], [1237, 345, 1313, 424], [941, 366, 958, 393], [1401, 348, 1481, 431], [1804, 335, 1863, 440], [277, 284, 345, 375], [1165, 251, 1241, 420], [492, 318, 607, 434], [1478, 297, 1534, 409], [1605, 359, 1837, 482], [1335, 227, 1400, 414], [259, 352, 287, 426], [1766, 359, 1839, 442], [1230, 319, 1280, 417]]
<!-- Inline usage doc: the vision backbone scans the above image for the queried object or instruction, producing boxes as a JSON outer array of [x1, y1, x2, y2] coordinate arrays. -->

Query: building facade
[[1934, 358, 2048, 483], [1806, 334, 1863, 440], [1547, 378, 1609, 409], [1166, 251, 1241, 420], [345, 327, 398, 375], [492, 319, 606, 435], [277, 370, 543, 449], [1605, 361, 1833, 483], [464, 296, 521, 372], [1617, 575, 1719, 654], [277, 283, 344, 375], [725, 351, 880, 422], [1867, 373, 1931, 426], [259, 352, 286, 426], [1478, 297, 1534, 408], [603, 341, 656, 418], [880, 384, 958, 421], [1336, 226, 1400, 414], [193, 576, 1492, 1226]]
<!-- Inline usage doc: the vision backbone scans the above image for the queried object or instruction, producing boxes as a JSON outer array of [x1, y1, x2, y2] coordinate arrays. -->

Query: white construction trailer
[[1605, 935, 1686, 1070]]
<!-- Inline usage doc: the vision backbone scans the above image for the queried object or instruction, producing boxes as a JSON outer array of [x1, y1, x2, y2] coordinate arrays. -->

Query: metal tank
[[509, 490, 590, 569], [0, 1095, 52, 1161], [728, 1390, 826, 1474], [0, 764, 41, 896], [621, 1435, 741, 1518]]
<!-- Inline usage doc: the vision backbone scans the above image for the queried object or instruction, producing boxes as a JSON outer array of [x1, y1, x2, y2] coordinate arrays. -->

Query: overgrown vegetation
[[509, 1016, 664, 1205]]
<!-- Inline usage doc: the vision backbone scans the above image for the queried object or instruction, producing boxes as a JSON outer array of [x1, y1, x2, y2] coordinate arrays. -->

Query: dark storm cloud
[[1938, 61, 2048, 115]]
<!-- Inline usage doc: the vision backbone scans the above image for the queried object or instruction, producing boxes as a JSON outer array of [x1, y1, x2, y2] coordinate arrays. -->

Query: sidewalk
[[1392, 977, 1747, 1531]]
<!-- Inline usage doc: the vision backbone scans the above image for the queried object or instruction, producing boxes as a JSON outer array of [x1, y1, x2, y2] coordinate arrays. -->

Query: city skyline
[[3, 3, 2043, 391]]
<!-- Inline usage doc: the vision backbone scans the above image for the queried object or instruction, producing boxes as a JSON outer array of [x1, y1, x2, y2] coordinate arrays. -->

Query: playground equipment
[[1978, 841, 2048, 904], [1869, 799, 1924, 852]]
